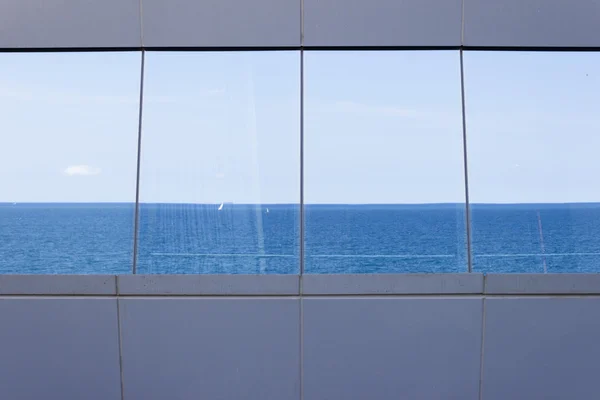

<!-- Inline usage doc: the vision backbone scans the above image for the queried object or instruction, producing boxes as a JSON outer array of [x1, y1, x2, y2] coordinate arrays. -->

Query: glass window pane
[[138, 51, 300, 274], [0, 52, 141, 274], [304, 51, 466, 273], [465, 51, 600, 273]]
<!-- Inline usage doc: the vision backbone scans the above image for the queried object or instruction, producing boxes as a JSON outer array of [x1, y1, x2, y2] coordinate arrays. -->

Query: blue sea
[[1, 203, 600, 274]]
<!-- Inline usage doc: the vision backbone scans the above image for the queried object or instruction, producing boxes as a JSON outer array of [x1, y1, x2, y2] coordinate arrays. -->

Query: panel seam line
[[116, 279, 126, 400], [478, 298, 487, 400]]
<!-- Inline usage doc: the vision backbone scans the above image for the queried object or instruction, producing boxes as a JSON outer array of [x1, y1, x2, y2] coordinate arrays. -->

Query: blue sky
[[0, 50, 599, 204]]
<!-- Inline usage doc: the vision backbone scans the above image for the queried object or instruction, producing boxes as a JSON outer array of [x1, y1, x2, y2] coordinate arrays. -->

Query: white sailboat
[[218, 202, 224, 211]]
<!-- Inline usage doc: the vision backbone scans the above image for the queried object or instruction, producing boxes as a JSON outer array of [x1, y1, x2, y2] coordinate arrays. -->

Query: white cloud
[[63, 165, 101, 176]]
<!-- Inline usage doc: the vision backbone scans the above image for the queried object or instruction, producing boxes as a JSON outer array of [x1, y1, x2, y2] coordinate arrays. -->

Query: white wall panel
[[2, 0, 599, 48], [303, 0, 462, 46], [0, 298, 121, 400], [482, 298, 600, 400], [141, 0, 300, 47], [120, 298, 300, 400], [0, 0, 141, 48], [303, 298, 483, 399], [464, 0, 600, 47]]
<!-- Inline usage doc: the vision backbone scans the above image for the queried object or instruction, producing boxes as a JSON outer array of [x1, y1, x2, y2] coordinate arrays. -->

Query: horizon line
[[2, 201, 600, 206]]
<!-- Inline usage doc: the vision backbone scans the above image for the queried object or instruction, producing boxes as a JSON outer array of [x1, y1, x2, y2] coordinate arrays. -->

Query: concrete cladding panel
[[482, 297, 600, 400], [0, 275, 116, 295], [141, 0, 300, 47], [303, 298, 483, 400], [120, 298, 300, 400], [303, 0, 462, 46], [485, 274, 600, 295], [303, 273, 484, 295], [0, 298, 121, 400], [117, 274, 299, 295], [464, 0, 600, 47], [0, 0, 141, 48]]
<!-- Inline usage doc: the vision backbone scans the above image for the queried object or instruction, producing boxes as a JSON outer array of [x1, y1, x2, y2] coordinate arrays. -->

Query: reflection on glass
[[138, 52, 300, 274], [0, 52, 141, 274], [304, 51, 466, 273], [465, 52, 600, 273]]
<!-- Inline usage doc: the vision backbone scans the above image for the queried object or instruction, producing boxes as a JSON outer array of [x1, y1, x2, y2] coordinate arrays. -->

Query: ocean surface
[[1, 203, 600, 274]]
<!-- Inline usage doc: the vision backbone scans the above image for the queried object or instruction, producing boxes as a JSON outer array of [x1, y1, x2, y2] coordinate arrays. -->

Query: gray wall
[[1, 274, 599, 400], [2, 0, 600, 48], [2, 1, 599, 399]]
